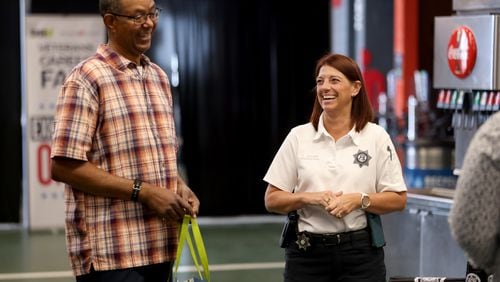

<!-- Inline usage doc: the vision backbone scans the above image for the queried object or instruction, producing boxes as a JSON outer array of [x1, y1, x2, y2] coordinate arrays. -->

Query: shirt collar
[[314, 112, 360, 145], [97, 44, 151, 71]]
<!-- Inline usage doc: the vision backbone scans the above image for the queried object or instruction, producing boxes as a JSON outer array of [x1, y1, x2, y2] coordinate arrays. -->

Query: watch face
[[362, 194, 370, 209]]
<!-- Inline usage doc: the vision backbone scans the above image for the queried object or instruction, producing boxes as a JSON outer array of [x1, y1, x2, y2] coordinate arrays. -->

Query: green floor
[[0, 217, 286, 282]]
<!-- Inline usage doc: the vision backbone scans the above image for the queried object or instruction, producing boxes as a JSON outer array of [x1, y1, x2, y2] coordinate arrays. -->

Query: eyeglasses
[[108, 7, 161, 25]]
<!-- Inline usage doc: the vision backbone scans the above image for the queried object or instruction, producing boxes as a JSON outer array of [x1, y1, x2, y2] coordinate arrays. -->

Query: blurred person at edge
[[449, 111, 500, 280], [50, 0, 200, 281], [263, 53, 407, 282]]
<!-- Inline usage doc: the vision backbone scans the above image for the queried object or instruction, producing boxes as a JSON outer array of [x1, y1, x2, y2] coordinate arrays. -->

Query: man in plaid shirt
[[50, 0, 200, 281]]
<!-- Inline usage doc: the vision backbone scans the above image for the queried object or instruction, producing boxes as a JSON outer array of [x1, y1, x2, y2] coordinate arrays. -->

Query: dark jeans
[[75, 261, 173, 282], [284, 231, 386, 282]]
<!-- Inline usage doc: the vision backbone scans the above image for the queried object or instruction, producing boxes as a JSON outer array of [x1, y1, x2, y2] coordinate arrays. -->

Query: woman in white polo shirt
[[264, 53, 407, 282]]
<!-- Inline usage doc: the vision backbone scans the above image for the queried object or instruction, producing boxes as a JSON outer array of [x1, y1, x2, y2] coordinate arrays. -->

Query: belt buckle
[[295, 233, 311, 251], [336, 233, 341, 244]]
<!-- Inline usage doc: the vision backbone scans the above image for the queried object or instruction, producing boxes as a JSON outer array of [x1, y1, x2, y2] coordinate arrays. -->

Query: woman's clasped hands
[[323, 190, 362, 219]]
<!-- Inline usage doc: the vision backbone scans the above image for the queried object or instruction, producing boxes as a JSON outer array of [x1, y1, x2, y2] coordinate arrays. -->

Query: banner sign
[[25, 15, 104, 229]]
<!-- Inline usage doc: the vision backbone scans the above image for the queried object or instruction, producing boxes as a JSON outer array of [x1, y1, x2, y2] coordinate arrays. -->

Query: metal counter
[[383, 190, 467, 279]]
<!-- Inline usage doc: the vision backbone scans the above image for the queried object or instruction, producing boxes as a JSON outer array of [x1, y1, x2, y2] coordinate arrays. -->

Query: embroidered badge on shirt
[[353, 149, 372, 167]]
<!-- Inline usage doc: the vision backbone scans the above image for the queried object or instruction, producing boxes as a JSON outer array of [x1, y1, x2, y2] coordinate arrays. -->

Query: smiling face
[[315, 65, 361, 114], [309, 53, 373, 132], [104, 0, 157, 64]]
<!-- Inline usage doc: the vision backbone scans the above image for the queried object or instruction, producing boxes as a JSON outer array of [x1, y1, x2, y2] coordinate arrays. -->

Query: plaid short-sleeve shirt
[[51, 44, 179, 276]]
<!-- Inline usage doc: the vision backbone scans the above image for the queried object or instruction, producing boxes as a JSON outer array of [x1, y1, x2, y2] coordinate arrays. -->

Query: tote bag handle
[[173, 215, 210, 282]]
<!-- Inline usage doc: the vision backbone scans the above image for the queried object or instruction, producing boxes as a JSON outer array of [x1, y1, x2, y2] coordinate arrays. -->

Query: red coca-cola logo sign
[[447, 26, 477, 79]]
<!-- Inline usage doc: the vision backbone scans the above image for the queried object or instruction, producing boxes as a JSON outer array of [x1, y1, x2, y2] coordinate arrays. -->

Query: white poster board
[[24, 15, 105, 230]]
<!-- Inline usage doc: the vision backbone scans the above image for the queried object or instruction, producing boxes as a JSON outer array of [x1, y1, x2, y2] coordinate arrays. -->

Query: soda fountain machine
[[433, 0, 500, 280], [434, 1, 500, 173]]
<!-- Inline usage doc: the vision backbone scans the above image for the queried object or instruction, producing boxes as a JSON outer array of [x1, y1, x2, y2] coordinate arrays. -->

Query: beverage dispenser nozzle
[[407, 95, 418, 141]]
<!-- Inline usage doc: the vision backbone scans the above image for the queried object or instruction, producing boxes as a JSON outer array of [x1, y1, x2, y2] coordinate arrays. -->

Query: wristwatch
[[360, 192, 371, 210]]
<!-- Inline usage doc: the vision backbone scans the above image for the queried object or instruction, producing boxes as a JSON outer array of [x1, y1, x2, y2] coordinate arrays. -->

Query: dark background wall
[[2, 1, 22, 223], [153, 0, 331, 215], [365, 0, 393, 75]]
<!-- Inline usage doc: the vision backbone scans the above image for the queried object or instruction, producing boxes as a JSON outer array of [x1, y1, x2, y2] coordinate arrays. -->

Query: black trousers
[[284, 231, 386, 282], [75, 261, 173, 282]]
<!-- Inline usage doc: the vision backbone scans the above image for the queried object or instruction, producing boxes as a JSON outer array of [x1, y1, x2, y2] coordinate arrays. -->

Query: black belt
[[300, 228, 370, 247]]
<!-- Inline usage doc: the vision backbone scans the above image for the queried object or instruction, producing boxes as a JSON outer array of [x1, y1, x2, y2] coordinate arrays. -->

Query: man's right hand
[[140, 183, 194, 221]]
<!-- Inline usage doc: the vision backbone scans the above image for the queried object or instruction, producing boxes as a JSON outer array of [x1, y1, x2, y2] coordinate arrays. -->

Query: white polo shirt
[[264, 114, 407, 234]]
